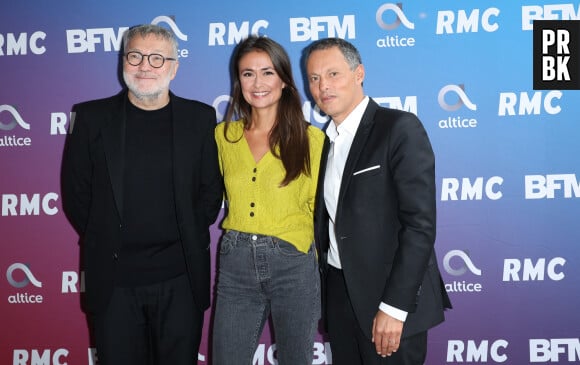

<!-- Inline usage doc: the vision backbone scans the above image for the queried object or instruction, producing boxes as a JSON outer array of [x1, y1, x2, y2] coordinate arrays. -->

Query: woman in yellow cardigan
[[212, 36, 325, 365]]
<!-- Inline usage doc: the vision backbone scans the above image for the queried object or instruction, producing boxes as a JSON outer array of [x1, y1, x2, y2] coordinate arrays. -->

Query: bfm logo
[[437, 84, 478, 129], [6, 263, 44, 304], [522, 4, 580, 31], [67, 15, 189, 59], [442, 250, 483, 293], [525, 174, 580, 200], [375, 3, 416, 48], [0, 104, 32, 147], [525, 174, 580, 199], [290, 15, 355, 42], [373, 96, 417, 115], [530, 338, 580, 362]]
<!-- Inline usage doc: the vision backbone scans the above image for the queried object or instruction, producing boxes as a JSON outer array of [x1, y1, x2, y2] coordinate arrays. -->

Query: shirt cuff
[[379, 302, 408, 322]]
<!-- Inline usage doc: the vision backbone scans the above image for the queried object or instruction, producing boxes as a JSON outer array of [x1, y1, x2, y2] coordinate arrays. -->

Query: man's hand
[[372, 310, 403, 357]]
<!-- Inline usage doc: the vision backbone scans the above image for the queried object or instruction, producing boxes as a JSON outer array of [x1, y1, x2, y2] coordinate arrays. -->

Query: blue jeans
[[212, 230, 321, 365]]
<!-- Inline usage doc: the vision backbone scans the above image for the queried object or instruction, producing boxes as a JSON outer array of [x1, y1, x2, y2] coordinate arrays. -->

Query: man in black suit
[[61, 24, 222, 365], [305, 38, 451, 365]]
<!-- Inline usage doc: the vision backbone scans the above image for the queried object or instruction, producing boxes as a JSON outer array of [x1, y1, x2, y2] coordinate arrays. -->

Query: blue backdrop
[[1, 1, 579, 364]]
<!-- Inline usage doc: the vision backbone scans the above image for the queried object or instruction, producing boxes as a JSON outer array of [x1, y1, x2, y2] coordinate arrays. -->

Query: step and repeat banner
[[1, 1, 579, 364]]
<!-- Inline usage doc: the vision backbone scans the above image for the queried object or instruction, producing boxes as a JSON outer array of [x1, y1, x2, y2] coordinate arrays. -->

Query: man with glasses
[[62, 24, 223, 365]]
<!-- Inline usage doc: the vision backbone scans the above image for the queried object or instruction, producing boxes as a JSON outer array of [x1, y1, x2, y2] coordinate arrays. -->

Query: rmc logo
[[436, 7, 500, 35], [208, 19, 269, 46], [0, 31, 46, 56]]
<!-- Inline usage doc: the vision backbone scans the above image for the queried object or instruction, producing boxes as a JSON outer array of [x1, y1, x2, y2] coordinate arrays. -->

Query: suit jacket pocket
[[353, 164, 381, 177]]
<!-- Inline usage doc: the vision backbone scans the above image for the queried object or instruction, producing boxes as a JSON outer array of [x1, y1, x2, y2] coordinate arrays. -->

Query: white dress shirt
[[324, 96, 408, 322]]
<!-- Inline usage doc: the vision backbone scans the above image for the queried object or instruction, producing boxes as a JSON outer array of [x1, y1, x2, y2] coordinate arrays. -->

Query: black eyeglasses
[[124, 51, 177, 68]]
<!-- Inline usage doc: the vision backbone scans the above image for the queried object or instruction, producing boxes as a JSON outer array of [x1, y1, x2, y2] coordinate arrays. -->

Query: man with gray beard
[[61, 24, 223, 365]]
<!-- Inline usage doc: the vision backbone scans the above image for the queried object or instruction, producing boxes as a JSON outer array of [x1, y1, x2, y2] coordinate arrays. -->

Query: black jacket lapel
[[336, 99, 379, 217], [101, 92, 126, 219]]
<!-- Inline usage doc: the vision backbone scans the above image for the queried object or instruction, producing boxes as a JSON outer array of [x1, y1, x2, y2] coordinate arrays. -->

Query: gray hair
[[304, 37, 362, 70], [122, 24, 178, 57]]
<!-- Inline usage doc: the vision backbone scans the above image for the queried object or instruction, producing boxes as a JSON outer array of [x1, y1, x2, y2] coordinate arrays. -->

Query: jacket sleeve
[[61, 104, 92, 236], [199, 112, 224, 226], [382, 112, 437, 312]]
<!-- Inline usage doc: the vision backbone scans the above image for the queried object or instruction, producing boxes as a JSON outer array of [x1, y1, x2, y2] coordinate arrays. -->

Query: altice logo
[[443, 250, 482, 276], [375, 3, 417, 48], [151, 15, 188, 41], [375, 3, 415, 30], [443, 250, 483, 293], [438, 84, 477, 112], [7, 263, 44, 304], [6, 263, 42, 288], [0, 105, 30, 131], [437, 84, 479, 129], [0, 105, 32, 147], [150, 16, 190, 59]]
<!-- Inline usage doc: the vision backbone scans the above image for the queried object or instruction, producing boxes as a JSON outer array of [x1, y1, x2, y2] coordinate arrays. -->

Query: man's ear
[[170, 61, 180, 80], [355, 64, 365, 85]]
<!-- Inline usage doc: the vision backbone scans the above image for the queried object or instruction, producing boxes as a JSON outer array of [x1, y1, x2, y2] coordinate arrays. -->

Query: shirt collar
[[325, 96, 370, 142]]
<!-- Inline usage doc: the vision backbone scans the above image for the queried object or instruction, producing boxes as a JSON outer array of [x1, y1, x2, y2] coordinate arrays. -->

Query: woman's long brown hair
[[223, 36, 310, 187]]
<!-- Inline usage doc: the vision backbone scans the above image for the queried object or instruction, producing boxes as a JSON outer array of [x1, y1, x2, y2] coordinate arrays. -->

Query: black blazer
[[61, 91, 223, 313], [314, 99, 451, 339]]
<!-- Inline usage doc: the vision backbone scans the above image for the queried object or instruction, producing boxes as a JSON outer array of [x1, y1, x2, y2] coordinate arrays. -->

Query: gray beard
[[129, 89, 163, 102]]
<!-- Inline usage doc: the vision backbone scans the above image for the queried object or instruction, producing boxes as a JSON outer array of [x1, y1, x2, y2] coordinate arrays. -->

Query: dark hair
[[304, 37, 362, 70], [224, 36, 310, 186]]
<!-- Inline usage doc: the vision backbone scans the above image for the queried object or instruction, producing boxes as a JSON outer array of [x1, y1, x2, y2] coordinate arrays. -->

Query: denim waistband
[[224, 230, 314, 253], [224, 230, 278, 247]]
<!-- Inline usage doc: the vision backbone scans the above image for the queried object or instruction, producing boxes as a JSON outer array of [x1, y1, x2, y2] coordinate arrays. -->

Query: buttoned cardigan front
[[215, 120, 325, 253]]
